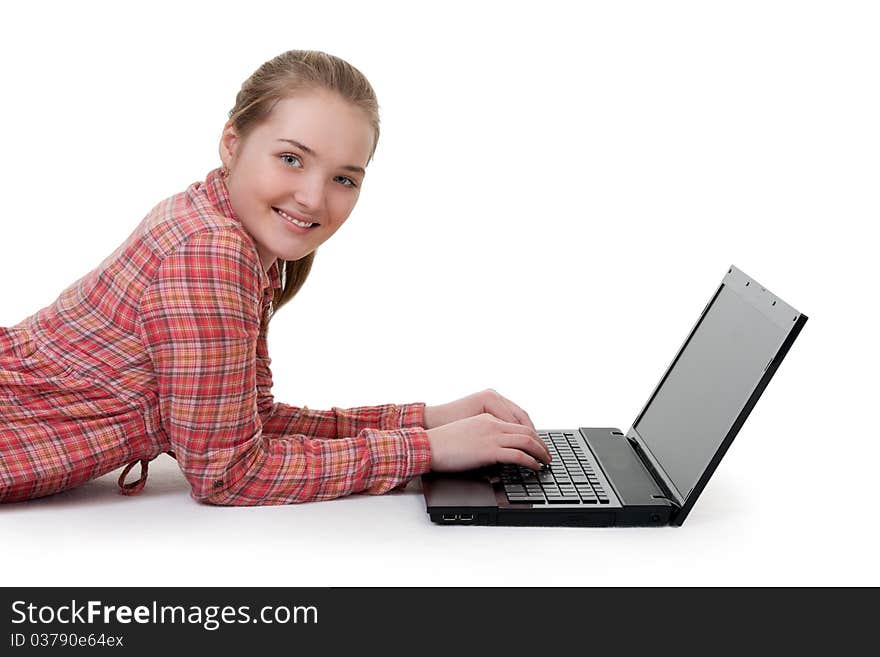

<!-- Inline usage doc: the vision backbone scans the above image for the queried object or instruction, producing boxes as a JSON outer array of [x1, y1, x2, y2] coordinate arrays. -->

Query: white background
[[1, 1, 878, 586]]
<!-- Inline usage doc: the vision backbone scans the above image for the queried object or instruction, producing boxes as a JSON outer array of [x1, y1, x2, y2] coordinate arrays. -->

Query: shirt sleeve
[[137, 228, 433, 506]]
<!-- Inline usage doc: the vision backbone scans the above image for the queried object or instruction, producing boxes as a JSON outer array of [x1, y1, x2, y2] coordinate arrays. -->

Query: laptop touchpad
[[422, 470, 498, 507]]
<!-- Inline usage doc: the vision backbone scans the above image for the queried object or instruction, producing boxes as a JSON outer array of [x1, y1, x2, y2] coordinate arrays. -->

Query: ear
[[218, 120, 240, 167]]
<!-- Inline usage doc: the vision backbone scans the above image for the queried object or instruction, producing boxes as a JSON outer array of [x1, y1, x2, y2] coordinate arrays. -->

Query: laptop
[[421, 264, 808, 527]]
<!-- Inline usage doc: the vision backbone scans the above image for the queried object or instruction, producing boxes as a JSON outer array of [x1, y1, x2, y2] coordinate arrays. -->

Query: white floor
[[3, 449, 877, 587]]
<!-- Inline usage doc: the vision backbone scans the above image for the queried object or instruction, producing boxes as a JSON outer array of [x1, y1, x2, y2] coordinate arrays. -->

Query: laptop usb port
[[458, 514, 473, 521], [441, 514, 458, 521]]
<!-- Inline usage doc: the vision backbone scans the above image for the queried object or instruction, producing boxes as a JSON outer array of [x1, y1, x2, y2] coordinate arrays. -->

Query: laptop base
[[428, 506, 674, 527], [423, 428, 678, 527]]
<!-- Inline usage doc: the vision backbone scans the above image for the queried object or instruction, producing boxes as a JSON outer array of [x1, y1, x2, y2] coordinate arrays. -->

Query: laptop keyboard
[[501, 432, 610, 505]]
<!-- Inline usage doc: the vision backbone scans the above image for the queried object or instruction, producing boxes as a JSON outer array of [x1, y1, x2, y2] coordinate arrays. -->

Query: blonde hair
[[225, 49, 380, 318]]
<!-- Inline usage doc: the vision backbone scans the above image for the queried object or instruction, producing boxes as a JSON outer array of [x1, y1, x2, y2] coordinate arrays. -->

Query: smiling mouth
[[273, 207, 318, 229]]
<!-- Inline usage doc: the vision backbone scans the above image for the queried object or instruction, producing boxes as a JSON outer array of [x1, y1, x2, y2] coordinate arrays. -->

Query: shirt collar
[[267, 259, 282, 290], [203, 166, 283, 291]]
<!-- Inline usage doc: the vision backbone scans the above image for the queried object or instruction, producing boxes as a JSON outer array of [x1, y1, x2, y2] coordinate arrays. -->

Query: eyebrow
[[276, 138, 366, 176]]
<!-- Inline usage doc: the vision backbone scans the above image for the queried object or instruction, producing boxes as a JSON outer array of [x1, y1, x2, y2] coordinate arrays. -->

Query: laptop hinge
[[626, 436, 681, 510]]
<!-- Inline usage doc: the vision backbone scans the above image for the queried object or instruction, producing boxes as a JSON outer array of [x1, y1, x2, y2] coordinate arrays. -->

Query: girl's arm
[[254, 321, 426, 439], [138, 229, 432, 506]]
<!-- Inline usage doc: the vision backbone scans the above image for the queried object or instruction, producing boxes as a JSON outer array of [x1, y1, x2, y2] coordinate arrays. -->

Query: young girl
[[0, 49, 551, 506]]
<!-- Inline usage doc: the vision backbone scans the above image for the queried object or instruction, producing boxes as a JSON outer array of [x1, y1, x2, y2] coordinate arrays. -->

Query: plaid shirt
[[0, 166, 432, 505]]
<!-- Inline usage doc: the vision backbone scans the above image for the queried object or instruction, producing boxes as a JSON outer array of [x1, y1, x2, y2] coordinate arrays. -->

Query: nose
[[292, 171, 325, 215]]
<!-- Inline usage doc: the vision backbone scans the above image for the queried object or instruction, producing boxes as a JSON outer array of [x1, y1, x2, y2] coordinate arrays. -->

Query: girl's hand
[[423, 388, 537, 433], [425, 413, 552, 473]]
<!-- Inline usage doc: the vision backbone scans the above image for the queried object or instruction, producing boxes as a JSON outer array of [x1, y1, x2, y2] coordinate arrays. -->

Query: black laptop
[[421, 265, 807, 527]]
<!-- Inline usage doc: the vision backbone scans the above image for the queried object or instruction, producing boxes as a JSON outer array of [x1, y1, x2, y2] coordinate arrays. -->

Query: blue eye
[[280, 153, 358, 188]]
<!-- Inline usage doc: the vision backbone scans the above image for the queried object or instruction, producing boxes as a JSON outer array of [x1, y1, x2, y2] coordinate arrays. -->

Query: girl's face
[[219, 89, 374, 271]]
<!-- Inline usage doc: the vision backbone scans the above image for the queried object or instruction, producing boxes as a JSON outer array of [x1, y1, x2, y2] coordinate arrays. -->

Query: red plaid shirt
[[0, 167, 432, 505]]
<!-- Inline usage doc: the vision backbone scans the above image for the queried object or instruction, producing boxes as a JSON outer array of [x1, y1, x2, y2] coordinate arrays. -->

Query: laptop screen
[[632, 270, 797, 502]]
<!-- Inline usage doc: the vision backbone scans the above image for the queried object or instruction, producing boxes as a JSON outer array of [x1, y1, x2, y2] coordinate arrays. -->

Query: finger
[[497, 447, 543, 471], [527, 435, 552, 464], [488, 417, 550, 460], [502, 398, 537, 433], [488, 416, 536, 435], [498, 433, 552, 466], [486, 391, 537, 433], [491, 417, 543, 442], [482, 397, 519, 426]]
